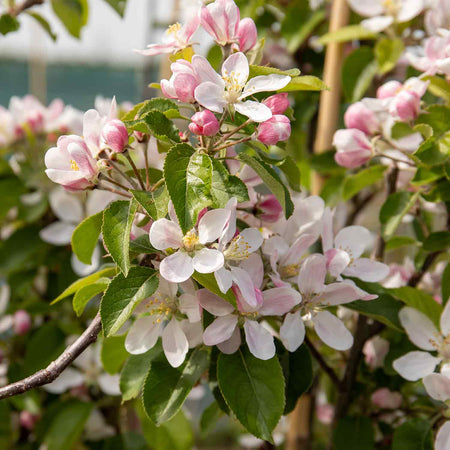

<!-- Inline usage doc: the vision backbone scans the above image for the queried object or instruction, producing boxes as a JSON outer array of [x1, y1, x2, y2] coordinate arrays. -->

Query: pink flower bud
[[257, 195, 283, 223], [344, 102, 379, 135], [189, 110, 220, 136], [377, 80, 402, 99], [389, 89, 421, 121], [237, 18, 257, 53], [333, 129, 372, 168], [317, 404, 334, 425], [263, 93, 290, 115], [371, 388, 402, 409], [19, 411, 39, 431], [363, 336, 389, 369], [102, 119, 128, 153], [13, 310, 31, 335], [201, 0, 240, 46], [257, 115, 291, 145]]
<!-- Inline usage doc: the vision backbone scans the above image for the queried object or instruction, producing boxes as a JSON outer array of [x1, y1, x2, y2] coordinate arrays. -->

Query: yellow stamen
[[182, 230, 200, 252], [70, 159, 80, 171]]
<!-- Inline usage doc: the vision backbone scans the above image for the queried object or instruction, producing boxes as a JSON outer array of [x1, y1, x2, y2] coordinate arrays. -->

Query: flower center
[[146, 294, 175, 323], [182, 230, 200, 252], [436, 334, 450, 359], [223, 234, 250, 260], [279, 263, 300, 278], [167, 22, 181, 36], [70, 159, 80, 171], [222, 70, 245, 103], [382, 0, 400, 16]]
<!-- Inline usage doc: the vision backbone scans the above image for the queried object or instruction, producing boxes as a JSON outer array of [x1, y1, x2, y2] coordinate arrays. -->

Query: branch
[[0, 313, 102, 400], [407, 251, 441, 287], [11, 0, 45, 16], [305, 336, 341, 388]]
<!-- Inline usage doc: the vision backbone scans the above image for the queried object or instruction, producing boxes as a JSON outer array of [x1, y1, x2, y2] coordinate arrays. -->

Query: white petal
[[192, 248, 224, 273], [399, 307, 440, 351], [283, 233, 318, 266], [423, 373, 450, 402], [361, 16, 393, 32], [239, 228, 264, 252], [436, 422, 450, 450], [392, 351, 441, 381], [192, 55, 224, 85], [343, 258, 390, 282], [222, 52, 249, 87], [194, 82, 227, 113], [49, 188, 83, 223], [397, 0, 424, 22], [85, 190, 116, 216], [214, 267, 233, 294], [160, 251, 194, 283], [321, 281, 377, 306], [241, 74, 291, 98], [44, 368, 85, 394], [71, 247, 101, 277], [203, 315, 238, 345], [259, 287, 301, 316], [97, 373, 121, 396], [125, 316, 162, 354], [239, 253, 264, 289], [39, 222, 75, 245], [244, 319, 275, 360], [180, 320, 203, 348], [298, 254, 326, 295], [440, 301, 450, 335], [162, 318, 189, 368], [334, 226, 371, 258], [280, 311, 305, 352], [217, 326, 241, 354], [235, 101, 272, 123], [179, 293, 201, 323], [312, 310, 353, 351], [198, 209, 230, 244], [347, 0, 384, 17], [321, 206, 334, 252], [149, 218, 183, 250], [197, 288, 234, 316], [231, 266, 258, 308], [326, 249, 350, 278]]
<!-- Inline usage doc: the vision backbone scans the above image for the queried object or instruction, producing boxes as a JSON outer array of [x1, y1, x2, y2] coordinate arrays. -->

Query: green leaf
[[120, 343, 163, 401], [164, 144, 213, 233], [417, 105, 450, 136], [423, 231, 450, 252], [43, 401, 93, 450], [143, 110, 180, 143], [217, 348, 285, 442], [238, 153, 294, 218], [72, 279, 109, 316], [318, 24, 377, 44], [26, 12, 57, 40], [71, 211, 103, 265], [423, 75, 450, 103], [101, 335, 129, 374], [129, 234, 157, 254], [385, 236, 418, 251], [50, 0, 88, 38], [0, 14, 19, 35], [192, 272, 236, 307], [392, 419, 433, 450], [389, 286, 443, 328], [333, 416, 375, 450], [52, 266, 117, 304], [103, 0, 127, 17], [142, 347, 210, 424], [102, 199, 138, 276], [443, 263, 450, 306], [342, 46, 377, 102], [131, 186, 169, 220], [375, 38, 404, 75], [342, 165, 387, 201], [277, 155, 302, 191], [280, 75, 328, 92], [123, 98, 179, 121], [101, 266, 159, 337], [210, 159, 249, 208], [411, 165, 444, 186], [200, 401, 222, 435], [278, 344, 313, 414], [379, 191, 419, 239], [414, 137, 449, 166], [248, 65, 300, 78]]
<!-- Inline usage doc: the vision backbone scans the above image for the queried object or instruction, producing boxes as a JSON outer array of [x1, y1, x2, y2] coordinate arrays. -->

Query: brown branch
[[11, 0, 44, 16], [305, 336, 341, 388], [407, 251, 441, 287], [0, 313, 102, 400]]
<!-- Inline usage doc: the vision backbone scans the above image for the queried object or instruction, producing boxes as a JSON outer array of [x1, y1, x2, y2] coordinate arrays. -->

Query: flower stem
[[125, 152, 146, 190]]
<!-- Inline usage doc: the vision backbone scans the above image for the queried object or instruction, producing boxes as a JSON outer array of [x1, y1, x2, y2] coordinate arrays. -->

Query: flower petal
[[98, 374, 121, 396], [334, 226, 371, 258], [217, 326, 241, 354], [423, 373, 450, 402], [347, 0, 384, 17], [198, 209, 230, 244], [239, 253, 264, 289], [222, 52, 249, 87], [160, 251, 194, 283], [321, 280, 377, 306], [149, 218, 183, 250], [231, 266, 258, 308], [241, 74, 291, 98], [192, 248, 224, 273], [39, 222, 76, 246], [343, 258, 390, 282], [215, 267, 233, 294], [244, 319, 275, 360], [436, 421, 450, 450], [441, 300, 450, 335], [203, 315, 238, 345], [44, 368, 85, 394], [298, 254, 326, 295], [259, 287, 302, 316], [125, 316, 162, 354], [361, 16, 393, 32], [197, 288, 234, 316], [162, 318, 189, 368], [195, 81, 227, 113], [280, 311, 305, 352], [312, 310, 353, 351], [399, 307, 440, 351], [179, 293, 201, 323], [235, 100, 272, 122], [49, 188, 83, 223], [393, 351, 441, 381]]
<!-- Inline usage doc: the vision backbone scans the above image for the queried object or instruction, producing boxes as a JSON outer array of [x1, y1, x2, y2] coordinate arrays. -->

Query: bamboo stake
[[312, 0, 350, 195]]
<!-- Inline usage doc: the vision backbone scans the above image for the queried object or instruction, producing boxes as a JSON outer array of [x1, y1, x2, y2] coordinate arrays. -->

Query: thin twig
[[100, 173, 131, 192], [214, 136, 252, 152], [98, 182, 132, 199], [144, 145, 151, 190], [305, 336, 341, 388], [216, 118, 252, 145], [108, 159, 139, 190], [125, 152, 146, 190], [408, 251, 441, 287], [11, 0, 44, 16], [0, 313, 102, 400]]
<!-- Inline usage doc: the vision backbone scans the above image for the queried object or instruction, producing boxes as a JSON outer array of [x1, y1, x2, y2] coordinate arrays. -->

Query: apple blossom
[[194, 52, 291, 122], [257, 115, 291, 145], [363, 336, 390, 369], [371, 388, 403, 409], [344, 101, 380, 135], [333, 129, 373, 168], [189, 110, 220, 136], [12, 310, 31, 335], [389, 89, 421, 121], [377, 80, 403, 99], [393, 303, 450, 381], [236, 17, 257, 53], [200, 0, 240, 46], [150, 207, 230, 283], [262, 93, 290, 115], [321, 208, 390, 282], [436, 422, 450, 450], [101, 119, 128, 153]]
